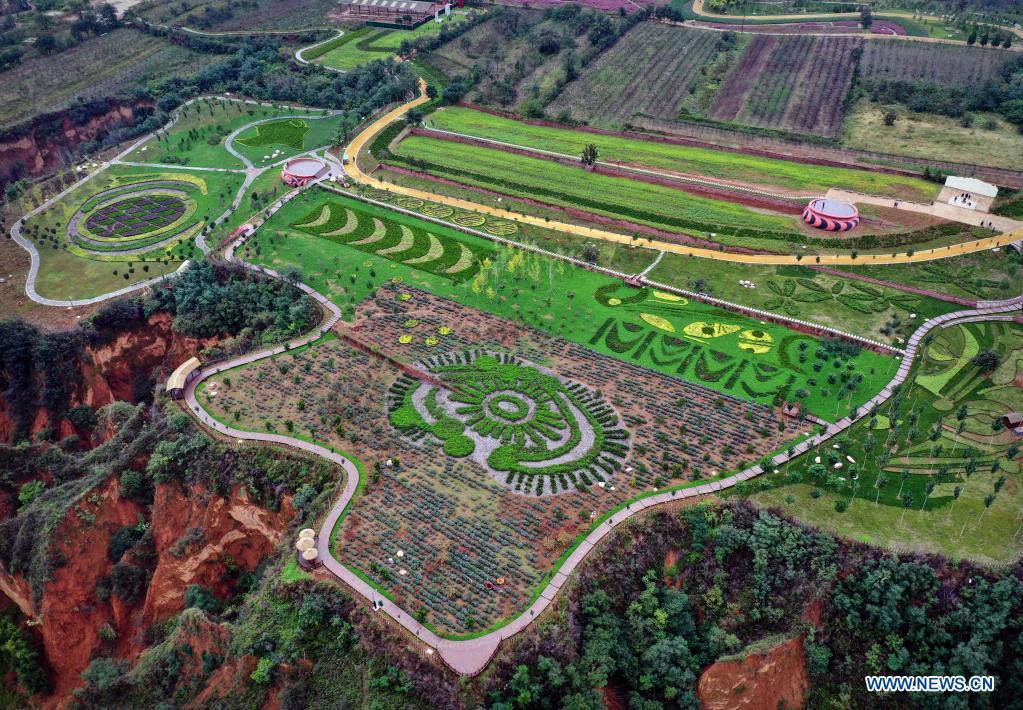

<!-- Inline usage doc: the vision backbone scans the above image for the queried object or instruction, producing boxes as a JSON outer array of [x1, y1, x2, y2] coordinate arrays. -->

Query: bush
[[250, 657, 274, 685], [292, 483, 319, 510], [108, 524, 144, 563], [17, 480, 45, 509], [110, 562, 147, 604], [183, 584, 221, 614]]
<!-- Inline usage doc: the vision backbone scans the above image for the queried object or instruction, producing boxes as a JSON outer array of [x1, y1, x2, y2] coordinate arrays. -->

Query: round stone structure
[[282, 157, 328, 187], [802, 198, 859, 232]]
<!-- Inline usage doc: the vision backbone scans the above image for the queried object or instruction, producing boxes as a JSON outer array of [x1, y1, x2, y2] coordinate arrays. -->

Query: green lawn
[[427, 106, 939, 200], [22, 164, 244, 300], [242, 188, 897, 420], [842, 100, 1023, 173], [315, 19, 464, 71], [742, 320, 1023, 564], [125, 99, 325, 169], [231, 114, 341, 167], [389, 134, 803, 238]]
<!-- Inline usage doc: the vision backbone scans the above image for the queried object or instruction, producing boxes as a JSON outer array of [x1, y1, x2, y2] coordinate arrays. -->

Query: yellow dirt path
[[344, 80, 1023, 267]]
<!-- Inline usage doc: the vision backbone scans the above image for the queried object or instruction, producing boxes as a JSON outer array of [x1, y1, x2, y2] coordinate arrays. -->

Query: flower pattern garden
[[246, 188, 899, 421], [197, 283, 806, 633]]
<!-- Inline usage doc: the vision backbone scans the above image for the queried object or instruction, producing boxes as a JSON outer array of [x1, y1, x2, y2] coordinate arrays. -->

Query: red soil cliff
[[0, 311, 219, 443], [0, 102, 148, 187], [143, 482, 294, 627], [0, 475, 295, 706], [697, 635, 809, 710]]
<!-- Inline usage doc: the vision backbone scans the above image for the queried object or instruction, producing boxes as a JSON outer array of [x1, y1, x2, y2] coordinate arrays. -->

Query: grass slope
[[428, 106, 938, 199], [389, 134, 801, 237]]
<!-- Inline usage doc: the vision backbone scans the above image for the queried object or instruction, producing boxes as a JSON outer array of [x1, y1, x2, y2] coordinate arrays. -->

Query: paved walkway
[[346, 81, 1023, 267], [180, 244, 1023, 673], [826, 188, 1023, 233]]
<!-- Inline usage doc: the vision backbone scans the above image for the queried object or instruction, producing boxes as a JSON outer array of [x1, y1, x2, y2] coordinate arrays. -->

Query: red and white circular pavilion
[[802, 198, 859, 232], [282, 157, 328, 187]]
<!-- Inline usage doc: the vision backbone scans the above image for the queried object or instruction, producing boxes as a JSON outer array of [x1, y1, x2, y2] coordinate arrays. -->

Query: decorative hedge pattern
[[291, 200, 493, 282], [388, 350, 630, 496]]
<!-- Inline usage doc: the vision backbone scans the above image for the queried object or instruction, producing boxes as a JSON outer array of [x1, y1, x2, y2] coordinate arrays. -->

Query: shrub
[[184, 584, 222, 614], [17, 481, 45, 509], [110, 562, 147, 604], [251, 657, 274, 685]]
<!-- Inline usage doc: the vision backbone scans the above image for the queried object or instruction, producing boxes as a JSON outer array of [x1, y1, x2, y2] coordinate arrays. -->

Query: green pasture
[[645, 255, 959, 340], [837, 250, 1023, 303], [427, 106, 938, 200], [745, 320, 1023, 564], [22, 164, 244, 300], [389, 134, 802, 237], [243, 188, 897, 420]]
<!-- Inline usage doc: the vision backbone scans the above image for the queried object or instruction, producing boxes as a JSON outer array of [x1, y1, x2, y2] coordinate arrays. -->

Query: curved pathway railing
[[179, 168, 1023, 673]]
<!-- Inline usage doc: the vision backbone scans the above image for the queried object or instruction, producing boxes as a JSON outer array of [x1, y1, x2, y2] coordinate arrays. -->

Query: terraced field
[[427, 106, 938, 199], [290, 198, 492, 282], [387, 134, 803, 238], [752, 320, 1023, 563], [859, 41, 1016, 87], [548, 23, 728, 127], [0, 29, 220, 127], [711, 34, 862, 137], [314, 19, 464, 71], [246, 189, 897, 420]]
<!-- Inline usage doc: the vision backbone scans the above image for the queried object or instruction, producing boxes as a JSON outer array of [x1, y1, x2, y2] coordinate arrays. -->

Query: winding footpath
[[181, 206, 1023, 672], [10, 96, 340, 305], [10, 56, 1023, 674]]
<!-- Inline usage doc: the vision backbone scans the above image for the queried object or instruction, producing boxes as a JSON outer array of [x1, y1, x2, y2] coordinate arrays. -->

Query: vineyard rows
[[714, 35, 862, 137], [859, 41, 1016, 87], [548, 23, 724, 127]]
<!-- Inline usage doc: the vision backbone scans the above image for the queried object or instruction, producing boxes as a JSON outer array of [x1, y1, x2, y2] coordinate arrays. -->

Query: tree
[[35, 33, 59, 54], [883, 110, 898, 127], [580, 143, 599, 167], [184, 584, 222, 613], [899, 491, 914, 524], [874, 474, 889, 506], [859, 4, 873, 29], [581, 242, 599, 263], [17, 480, 45, 509], [405, 108, 424, 126], [971, 349, 1001, 372]]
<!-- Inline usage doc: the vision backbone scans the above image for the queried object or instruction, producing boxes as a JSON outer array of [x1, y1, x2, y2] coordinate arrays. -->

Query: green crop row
[[427, 107, 938, 200]]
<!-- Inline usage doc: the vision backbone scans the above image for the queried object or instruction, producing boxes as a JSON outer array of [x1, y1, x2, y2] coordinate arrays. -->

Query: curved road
[[345, 81, 1023, 266], [178, 165, 1023, 674]]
